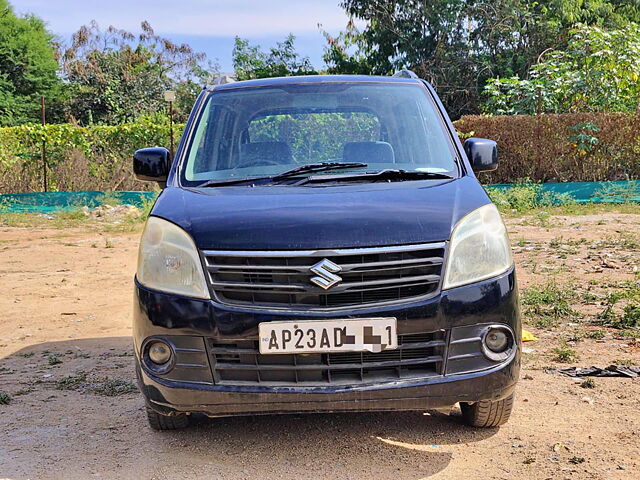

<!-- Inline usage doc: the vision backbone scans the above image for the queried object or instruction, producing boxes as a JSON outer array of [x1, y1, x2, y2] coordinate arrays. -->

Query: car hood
[[151, 177, 490, 250]]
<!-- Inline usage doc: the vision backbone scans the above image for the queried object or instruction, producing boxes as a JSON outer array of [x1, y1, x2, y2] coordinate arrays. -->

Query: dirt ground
[[0, 210, 638, 480]]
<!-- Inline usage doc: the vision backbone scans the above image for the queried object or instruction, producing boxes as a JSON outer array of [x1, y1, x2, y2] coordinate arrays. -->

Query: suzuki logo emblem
[[309, 258, 342, 290]]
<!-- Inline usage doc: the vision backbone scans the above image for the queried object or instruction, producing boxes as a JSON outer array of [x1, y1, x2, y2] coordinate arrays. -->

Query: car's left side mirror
[[133, 147, 171, 184], [463, 138, 498, 172]]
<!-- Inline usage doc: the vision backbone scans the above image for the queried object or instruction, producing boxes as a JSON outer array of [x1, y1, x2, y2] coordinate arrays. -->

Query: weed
[[91, 378, 137, 396], [580, 378, 596, 389], [619, 329, 640, 339], [584, 329, 606, 340], [568, 456, 585, 465], [95, 191, 122, 207], [552, 343, 579, 363], [16, 351, 35, 358], [0, 391, 11, 404], [55, 372, 88, 390], [522, 282, 576, 327], [53, 209, 89, 228], [104, 239, 114, 249], [597, 283, 640, 329], [48, 355, 62, 366], [523, 457, 536, 465], [594, 181, 640, 204]]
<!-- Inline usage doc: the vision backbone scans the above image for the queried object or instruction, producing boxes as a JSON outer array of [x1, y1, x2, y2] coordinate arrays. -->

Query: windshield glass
[[181, 81, 459, 185]]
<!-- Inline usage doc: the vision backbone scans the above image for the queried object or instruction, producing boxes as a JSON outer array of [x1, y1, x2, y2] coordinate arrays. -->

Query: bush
[[485, 179, 576, 212], [0, 118, 185, 193], [455, 113, 640, 184]]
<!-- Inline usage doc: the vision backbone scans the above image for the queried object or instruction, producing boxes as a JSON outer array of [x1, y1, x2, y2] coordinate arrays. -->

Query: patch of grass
[[584, 329, 606, 340], [523, 457, 536, 465], [568, 456, 585, 465], [55, 372, 88, 390], [91, 378, 137, 396], [53, 209, 89, 228], [580, 378, 596, 389], [619, 329, 640, 339], [16, 351, 35, 358], [522, 282, 577, 327], [552, 343, 579, 363], [597, 283, 640, 329], [0, 391, 12, 404], [48, 355, 62, 366], [95, 191, 122, 207]]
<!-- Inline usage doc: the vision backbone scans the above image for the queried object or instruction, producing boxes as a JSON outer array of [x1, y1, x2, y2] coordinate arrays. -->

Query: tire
[[146, 406, 189, 431], [460, 393, 514, 427]]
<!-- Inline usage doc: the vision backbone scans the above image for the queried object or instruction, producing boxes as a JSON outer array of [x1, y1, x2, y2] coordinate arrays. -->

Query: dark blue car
[[132, 73, 520, 430]]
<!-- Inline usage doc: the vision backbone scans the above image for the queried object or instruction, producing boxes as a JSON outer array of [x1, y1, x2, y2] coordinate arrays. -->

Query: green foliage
[[552, 343, 579, 363], [484, 24, 640, 114], [59, 21, 216, 124], [522, 282, 577, 328], [0, 119, 184, 192], [233, 34, 316, 81], [334, 1, 640, 117], [0, 390, 11, 404], [486, 179, 576, 212], [597, 282, 640, 329], [0, 0, 64, 125]]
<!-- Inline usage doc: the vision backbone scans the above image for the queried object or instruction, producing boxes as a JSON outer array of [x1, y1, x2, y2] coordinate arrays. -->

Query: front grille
[[202, 243, 445, 309], [208, 331, 446, 386]]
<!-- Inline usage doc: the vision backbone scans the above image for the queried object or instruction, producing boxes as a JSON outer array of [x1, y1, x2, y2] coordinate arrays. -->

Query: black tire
[[460, 393, 514, 427], [146, 406, 189, 431]]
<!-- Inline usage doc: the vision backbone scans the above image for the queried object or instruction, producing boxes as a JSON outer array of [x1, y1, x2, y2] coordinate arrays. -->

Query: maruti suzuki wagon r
[[132, 72, 520, 430]]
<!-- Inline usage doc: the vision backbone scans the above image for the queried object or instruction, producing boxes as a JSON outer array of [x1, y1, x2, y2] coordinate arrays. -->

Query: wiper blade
[[196, 162, 368, 187], [296, 169, 454, 185], [272, 162, 367, 180]]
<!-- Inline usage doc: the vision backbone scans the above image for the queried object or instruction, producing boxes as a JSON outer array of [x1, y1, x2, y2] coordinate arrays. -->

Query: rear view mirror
[[463, 138, 498, 172], [133, 147, 171, 183]]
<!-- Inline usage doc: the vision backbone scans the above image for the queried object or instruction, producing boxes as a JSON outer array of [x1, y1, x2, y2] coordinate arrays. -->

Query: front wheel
[[146, 406, 189, 431], [460, 393, 514, 427]]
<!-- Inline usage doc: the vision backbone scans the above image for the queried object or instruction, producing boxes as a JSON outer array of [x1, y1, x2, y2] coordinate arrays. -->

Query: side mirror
[[133, 147, 170, 182], [463, 138, 498, 172]]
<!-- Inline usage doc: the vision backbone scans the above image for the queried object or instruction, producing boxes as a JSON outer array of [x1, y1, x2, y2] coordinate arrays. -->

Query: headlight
[[136, 216, 210, 299], [443, 204, 513, 289]]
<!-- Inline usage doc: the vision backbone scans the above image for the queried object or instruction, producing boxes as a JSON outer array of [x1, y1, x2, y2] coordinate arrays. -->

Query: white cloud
[[14, 0, 352, 36]]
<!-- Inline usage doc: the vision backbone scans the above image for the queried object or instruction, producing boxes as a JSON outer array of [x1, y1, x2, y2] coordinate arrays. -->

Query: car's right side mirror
[[463, 138, 498, 172]]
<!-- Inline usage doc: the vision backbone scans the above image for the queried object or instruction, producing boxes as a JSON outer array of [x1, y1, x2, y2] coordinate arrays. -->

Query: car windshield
[[180, 81, 459, 185]]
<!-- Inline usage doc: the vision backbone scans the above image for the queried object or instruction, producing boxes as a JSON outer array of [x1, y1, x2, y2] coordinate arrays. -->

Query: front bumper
[[134, 268, 520, 417]]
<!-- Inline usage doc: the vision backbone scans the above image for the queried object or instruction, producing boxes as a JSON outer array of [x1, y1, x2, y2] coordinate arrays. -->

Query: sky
[[13, 0, 354, 72]]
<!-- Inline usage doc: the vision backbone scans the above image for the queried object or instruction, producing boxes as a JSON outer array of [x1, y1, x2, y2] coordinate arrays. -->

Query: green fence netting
[[0, 180, 638, 214]]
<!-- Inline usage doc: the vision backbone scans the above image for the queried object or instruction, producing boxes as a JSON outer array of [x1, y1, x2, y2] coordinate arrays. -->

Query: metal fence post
[[41, 96, 47, 192]]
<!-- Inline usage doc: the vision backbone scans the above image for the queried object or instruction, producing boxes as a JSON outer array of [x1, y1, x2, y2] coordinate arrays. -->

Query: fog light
[[148, 340, 172, 365], [481, 326, 514, 362], [485, 329, 508, 353]]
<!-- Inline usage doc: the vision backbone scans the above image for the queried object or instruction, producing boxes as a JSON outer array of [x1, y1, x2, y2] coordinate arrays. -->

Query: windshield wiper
[[196, 162, 368, 187], [295, 168, 454, 185]]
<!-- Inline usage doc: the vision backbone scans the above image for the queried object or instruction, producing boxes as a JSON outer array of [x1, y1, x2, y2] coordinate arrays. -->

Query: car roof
[[207, 74, 423, 92]]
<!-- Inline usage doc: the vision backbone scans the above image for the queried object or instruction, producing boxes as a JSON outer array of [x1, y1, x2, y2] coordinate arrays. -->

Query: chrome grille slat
[[203, 242, 445, 310]]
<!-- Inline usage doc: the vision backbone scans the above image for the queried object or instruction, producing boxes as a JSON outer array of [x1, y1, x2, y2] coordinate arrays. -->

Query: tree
[[327, 0, 640, 117], [232, 34, 316, 81], [484, 24, 640, 114], [0, 0, 63, 126], [60, 21, 217, 124]]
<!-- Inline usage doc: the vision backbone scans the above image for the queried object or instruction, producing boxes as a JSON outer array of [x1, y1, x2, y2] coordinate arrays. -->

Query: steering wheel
[[237, 158, 285, 168]]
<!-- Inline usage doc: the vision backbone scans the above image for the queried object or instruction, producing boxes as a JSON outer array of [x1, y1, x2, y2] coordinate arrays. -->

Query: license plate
[[258, 318, 397, 354]]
